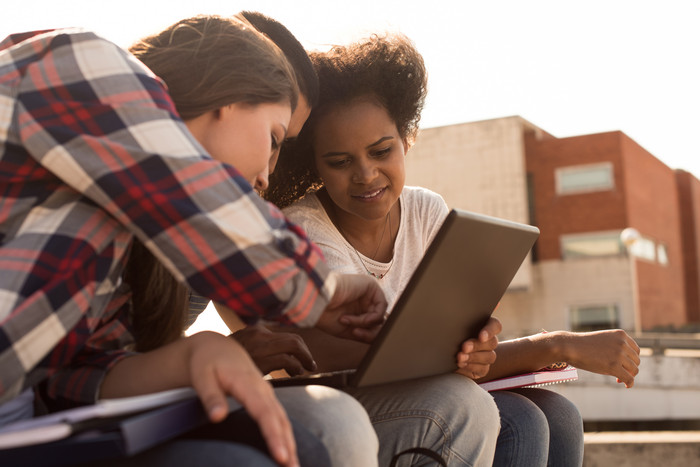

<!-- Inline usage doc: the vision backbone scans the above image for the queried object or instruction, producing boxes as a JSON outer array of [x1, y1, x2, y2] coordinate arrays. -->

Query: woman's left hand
[[561, 329, 641, 388], [455, 317, 502, 379]]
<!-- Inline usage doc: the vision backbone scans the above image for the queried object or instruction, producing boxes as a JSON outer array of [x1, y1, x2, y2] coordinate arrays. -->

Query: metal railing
[[631, 332, 700, 355]]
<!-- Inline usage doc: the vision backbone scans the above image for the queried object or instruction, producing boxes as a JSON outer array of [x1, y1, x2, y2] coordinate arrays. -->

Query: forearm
[[99, 333, 200, 399], [482, 331, 571, 381]]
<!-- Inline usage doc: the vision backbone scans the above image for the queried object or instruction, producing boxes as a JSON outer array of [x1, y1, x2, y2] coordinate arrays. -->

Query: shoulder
[[3, 28, 155, 86], [400, 186, 449, 247], [283, 192, 338, 242], [402, 186, 449, 219], [283, 192, 326, 225]]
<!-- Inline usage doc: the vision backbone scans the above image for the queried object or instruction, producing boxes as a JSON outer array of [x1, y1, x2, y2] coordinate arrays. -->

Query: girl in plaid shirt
[[0, 15, 386, 467]]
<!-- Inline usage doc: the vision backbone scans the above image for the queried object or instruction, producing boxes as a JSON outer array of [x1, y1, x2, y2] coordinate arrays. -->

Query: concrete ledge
[[584, 431, 700, 466]]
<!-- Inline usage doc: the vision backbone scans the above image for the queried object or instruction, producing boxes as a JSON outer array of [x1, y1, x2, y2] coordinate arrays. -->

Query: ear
[[402, 137, 410, 154]]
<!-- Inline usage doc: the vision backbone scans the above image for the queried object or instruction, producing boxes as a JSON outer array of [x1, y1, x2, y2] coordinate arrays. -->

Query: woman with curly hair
[[260, 33, 641, 466]]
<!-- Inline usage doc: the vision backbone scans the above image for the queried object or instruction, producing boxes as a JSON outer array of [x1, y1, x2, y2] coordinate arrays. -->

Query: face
[[188, 101, 291, 190], [313, 99, 406, 224]]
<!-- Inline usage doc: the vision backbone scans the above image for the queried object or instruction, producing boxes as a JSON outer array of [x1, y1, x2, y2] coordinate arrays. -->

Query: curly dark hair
[[264, 33, 427, 208]]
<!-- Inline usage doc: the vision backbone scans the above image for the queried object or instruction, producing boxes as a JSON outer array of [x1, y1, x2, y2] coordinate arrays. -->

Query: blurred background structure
[[405, 115, 700, 437]]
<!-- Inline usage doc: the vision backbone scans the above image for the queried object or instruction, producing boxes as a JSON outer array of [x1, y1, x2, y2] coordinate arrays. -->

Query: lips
[[352, 187, 386, 200]]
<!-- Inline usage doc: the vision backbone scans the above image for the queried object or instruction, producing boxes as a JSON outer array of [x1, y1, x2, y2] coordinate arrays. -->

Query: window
[[561, 231, 624, 259], [657, 244, 669, 265], [570, 304, 619, 332], [556, 162, 614, 195]]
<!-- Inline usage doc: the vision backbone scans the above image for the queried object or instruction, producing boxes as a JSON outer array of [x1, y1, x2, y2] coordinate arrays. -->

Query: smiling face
[[187, 100, 292, 191], [312, 98, 406, 226]]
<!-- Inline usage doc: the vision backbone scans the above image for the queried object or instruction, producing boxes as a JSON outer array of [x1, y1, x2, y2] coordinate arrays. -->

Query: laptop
[[272, 208, 540, 389]]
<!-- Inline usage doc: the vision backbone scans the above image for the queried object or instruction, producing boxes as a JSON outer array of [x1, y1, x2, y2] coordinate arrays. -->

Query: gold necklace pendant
[[342, 211, 394, 280]]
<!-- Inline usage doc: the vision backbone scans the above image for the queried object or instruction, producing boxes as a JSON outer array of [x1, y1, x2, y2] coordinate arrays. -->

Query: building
[[405, 116, 698, 338]]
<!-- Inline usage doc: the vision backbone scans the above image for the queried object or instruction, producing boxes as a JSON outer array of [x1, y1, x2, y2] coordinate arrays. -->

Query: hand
[[232, 324, 316, 376], [102, 332, 299, 466], [315, 273, 388, 343], [187, 332, 300, 467], [456, 317, 502, 379], [561, 329, 641, 388]]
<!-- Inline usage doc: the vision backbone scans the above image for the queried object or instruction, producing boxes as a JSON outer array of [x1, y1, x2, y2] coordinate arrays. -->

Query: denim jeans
[[346, 373, 500, 466], [275, 385, 379, 467], [491, 388, 584, 467], [77, 409, 331, 467]]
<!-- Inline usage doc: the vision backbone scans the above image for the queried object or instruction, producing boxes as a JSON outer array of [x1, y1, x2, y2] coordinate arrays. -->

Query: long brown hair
[[130, 14, 298, 120], [124, 15, 300, 351]]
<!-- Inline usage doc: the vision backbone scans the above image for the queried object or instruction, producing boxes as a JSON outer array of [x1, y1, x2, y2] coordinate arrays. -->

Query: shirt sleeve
[[15, 30, 334, 327]]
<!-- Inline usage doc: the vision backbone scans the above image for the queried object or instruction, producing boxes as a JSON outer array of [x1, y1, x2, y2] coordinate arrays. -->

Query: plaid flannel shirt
[[0, 29, 334, 406]]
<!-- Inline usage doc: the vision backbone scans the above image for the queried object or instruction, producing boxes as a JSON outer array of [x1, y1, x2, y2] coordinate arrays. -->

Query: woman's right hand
[[315, 273, 388, 343], [187, 332, 298, 466], [232, 324, 317, 376], [456, 317, 502, 379], [102, 332, 299, 467]]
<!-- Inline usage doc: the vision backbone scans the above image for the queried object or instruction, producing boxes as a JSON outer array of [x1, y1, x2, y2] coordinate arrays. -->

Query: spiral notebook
[[478, 366, 579, 392]]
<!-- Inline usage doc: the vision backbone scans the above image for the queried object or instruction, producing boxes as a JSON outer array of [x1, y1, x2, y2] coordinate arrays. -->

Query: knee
[[471, 381, 501, 435], [276, 386, 378, 465], [439, 374, 500, 437], [499, 394, 550, 440]]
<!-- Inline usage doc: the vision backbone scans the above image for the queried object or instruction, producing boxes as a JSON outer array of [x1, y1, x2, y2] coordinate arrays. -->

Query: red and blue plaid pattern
[[0, 29, 332, 406]]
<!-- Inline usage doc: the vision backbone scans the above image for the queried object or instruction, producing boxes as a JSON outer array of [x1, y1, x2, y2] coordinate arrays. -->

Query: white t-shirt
[[284, 186, 449, 311]]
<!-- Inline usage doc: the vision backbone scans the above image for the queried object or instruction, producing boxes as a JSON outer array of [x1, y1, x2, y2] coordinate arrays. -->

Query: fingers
[[461, 335, 498, 355], [331, 273, 388, 313], [222, 375, 297, 467], [261, 334, 317, 374], [187, 333, 299, 467], [479, 317, 503, 342], [339, 309, 386, 328], [258, 352, 316, 376], [191, 363, 231, 423], [351, 325, 383, 343], [618, 352, 641, 388], [234, 328, 317, 375], [456, 362, 492, 380]]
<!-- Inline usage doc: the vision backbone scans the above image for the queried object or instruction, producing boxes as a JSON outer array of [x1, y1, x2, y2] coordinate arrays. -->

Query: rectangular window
[[556, 162, 614, 195], [561, 231, 624, 259], [570, 304, 619, 332]]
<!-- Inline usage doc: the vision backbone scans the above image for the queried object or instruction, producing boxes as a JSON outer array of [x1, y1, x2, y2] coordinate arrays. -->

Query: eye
[[327, 157, 351, 169], [372, 146, 392, 158], [271, 134, 280, 152]]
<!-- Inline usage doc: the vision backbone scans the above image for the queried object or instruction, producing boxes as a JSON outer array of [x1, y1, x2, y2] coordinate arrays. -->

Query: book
[[0, 396, 210, 466], [0, 387, 247, 466], [478, 366, 578, 392], [0, 387, 197, 449]]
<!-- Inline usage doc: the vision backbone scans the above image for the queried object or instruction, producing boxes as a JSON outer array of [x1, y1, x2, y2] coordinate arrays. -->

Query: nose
[[352, 157, 378, 184], [253, 166, 270, 191]]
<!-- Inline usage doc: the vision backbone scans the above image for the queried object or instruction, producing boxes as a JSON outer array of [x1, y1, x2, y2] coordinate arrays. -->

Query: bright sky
[[4, 0, 699, 181], [4, 0, 697, 334]]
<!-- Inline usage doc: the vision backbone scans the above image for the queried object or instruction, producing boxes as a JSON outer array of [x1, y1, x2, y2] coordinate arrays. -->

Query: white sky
[[4, 0, 700, 177]]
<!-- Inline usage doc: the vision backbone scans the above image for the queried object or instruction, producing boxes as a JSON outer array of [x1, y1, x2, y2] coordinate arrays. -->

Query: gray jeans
[[276, 385, 380, 467], [347, 373, 500, 466]]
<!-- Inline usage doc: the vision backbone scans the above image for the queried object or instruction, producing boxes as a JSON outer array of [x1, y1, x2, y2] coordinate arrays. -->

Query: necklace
[[341, 211, 395, 280]]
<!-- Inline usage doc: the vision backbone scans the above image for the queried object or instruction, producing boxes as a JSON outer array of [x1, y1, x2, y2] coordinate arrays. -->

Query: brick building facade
[[405, 116, 698, 336]]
